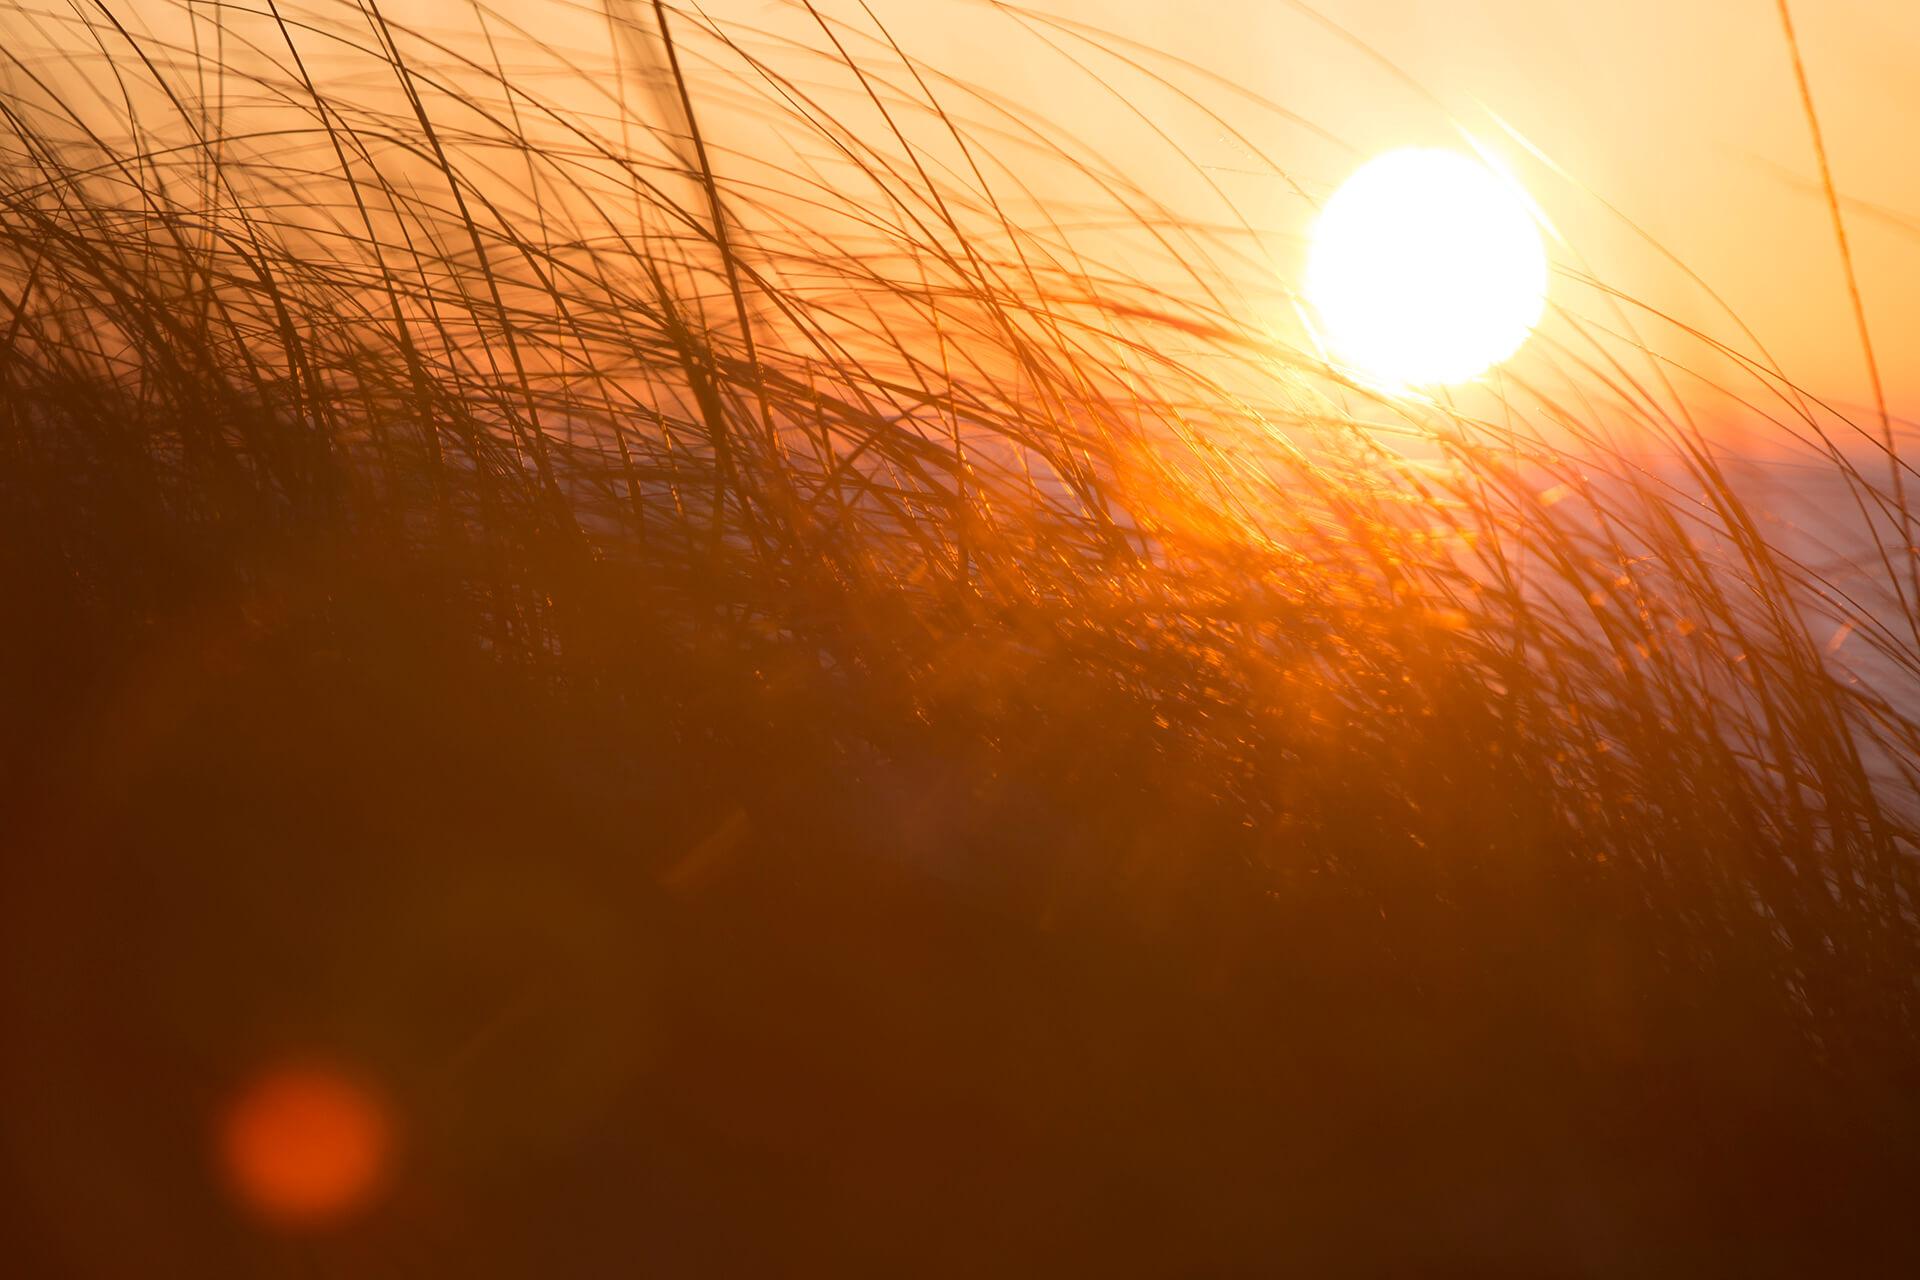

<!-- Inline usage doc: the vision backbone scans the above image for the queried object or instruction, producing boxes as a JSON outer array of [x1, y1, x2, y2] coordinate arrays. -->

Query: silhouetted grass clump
[[2, 1, 1918, 1272]]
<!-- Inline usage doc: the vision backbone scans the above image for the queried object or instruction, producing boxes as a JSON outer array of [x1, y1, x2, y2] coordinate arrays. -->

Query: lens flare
[[218, 1063, 393, 1229], [1306, 147, 1548, 387]]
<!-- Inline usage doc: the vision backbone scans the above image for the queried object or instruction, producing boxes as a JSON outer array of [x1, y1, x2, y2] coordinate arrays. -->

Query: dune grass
[[2, 0, 1918, 1269]]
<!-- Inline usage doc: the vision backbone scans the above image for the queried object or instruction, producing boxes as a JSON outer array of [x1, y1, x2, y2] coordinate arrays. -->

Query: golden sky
[[967, 0, 1920, 425], [65, 0, 1920, 428]]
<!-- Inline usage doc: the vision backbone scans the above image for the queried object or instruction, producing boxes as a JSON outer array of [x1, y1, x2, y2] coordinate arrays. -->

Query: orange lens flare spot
[[218, 1064, 393, 1228]]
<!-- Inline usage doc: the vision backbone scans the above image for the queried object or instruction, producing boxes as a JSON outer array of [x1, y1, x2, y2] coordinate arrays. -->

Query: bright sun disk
[[1306, 147, 1548, 387]]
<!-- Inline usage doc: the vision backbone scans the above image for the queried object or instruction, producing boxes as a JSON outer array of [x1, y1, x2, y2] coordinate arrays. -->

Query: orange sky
[[935, 0, 1920, 426], [73, 0, 1920, 430]]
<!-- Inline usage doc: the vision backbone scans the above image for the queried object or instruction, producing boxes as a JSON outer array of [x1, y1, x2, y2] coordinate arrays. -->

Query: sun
[[1306, 147, 1548, 387]]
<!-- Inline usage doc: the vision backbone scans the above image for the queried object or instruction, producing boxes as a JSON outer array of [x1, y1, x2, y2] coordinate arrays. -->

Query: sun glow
[[1306, 148, 1548, 387]]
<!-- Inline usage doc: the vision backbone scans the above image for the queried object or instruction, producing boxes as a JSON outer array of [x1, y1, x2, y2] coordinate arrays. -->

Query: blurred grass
[[1, 0, 1918, 1271]]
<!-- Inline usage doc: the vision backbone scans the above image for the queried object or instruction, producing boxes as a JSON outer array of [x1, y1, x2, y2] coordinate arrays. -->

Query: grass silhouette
[[1, 0, 1917, 1271]]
